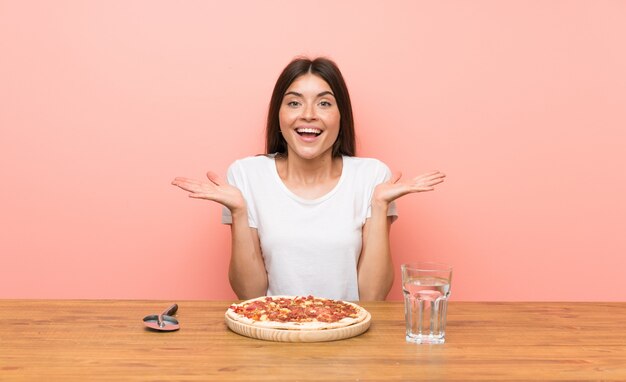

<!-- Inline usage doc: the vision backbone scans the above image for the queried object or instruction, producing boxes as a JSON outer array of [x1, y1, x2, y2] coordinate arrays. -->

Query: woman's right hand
[[171, 171, 246, 213], [173, 172, 266, 298]]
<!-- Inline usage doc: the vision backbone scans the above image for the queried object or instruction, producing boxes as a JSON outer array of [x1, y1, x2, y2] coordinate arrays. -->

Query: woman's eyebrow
[[284, 91, 335, 98], [284, 91, 302, 97]]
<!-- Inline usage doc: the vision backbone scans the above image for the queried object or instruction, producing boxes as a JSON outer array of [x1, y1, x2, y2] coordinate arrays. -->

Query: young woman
[[172, 57, 445, 301]]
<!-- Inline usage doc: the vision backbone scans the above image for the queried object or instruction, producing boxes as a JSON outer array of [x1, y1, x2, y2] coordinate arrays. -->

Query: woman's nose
[[301, 103, 317, 120]]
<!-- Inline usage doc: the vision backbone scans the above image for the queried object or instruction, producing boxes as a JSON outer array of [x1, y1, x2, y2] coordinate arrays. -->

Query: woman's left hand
[[372, 171, 446, 205]]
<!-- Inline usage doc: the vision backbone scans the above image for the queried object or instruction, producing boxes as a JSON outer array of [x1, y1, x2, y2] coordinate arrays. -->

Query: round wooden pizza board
[[225, 312, 371, 342]]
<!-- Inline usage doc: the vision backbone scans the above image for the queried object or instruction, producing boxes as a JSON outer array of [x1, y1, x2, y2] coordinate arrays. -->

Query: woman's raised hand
[[171, 171, 246, 212], [373, 171, 446, 205]]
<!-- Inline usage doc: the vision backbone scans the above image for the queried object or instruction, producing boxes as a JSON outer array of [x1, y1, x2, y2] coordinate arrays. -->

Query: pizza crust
[[226, 295, 369, 331]]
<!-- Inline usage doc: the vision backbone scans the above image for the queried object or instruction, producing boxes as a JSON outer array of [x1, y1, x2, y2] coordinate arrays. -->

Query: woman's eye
[[287, 101, 300, 107], [319, 101, 332, 107]]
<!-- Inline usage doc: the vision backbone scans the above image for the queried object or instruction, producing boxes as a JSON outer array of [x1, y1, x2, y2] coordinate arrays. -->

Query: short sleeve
[[366, 160, 399, 222], [221, 160, 258, 227], [220, 163, 237, 224]]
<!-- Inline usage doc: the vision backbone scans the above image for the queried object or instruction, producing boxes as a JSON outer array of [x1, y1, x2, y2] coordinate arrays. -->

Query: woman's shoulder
[[229, 154, 274, 171], [343, 156, 390, 172]]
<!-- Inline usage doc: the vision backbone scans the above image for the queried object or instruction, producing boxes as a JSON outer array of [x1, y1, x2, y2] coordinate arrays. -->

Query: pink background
[[1, 1, 625, 301]]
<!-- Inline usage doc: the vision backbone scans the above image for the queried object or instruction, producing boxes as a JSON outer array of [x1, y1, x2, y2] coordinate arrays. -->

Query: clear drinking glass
[[401, 262, 453, 344]]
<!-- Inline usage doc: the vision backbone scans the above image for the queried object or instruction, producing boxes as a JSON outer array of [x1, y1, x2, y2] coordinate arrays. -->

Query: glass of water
[[401, 262, 453, 344]]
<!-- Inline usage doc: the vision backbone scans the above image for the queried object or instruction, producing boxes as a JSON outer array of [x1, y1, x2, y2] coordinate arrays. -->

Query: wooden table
[[1, 300, 625, 381]]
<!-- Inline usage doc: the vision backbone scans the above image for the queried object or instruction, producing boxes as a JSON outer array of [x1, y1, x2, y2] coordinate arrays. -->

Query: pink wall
[[1, 1, 625, 301]]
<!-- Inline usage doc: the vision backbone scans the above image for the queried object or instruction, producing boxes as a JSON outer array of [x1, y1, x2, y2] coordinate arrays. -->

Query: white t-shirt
[[222, 154, 398, 301]]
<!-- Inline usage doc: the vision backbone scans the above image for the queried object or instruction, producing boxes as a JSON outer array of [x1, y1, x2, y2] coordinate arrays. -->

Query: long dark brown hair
[[265, 57, 356, 157]]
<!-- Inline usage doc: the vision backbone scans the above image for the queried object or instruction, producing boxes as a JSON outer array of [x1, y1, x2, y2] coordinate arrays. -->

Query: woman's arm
[[172, 171, 268, 299], [357, 170, 445, 301], [228, 209, 268, 299], [357, 204, 395, 301]]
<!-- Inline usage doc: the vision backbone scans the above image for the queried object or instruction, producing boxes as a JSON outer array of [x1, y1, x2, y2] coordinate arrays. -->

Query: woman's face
[[279, 73, 340, 161]]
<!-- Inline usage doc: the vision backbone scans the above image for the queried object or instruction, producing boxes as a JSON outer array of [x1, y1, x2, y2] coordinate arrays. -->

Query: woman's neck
[[275, 152, 343, 199]]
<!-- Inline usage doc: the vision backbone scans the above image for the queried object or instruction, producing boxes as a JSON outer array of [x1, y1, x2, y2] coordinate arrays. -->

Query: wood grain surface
[[1, 300, 625, 381]]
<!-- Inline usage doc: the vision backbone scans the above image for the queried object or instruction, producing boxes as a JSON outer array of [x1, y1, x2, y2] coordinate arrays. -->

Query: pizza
[[226, 295, 369, 330]]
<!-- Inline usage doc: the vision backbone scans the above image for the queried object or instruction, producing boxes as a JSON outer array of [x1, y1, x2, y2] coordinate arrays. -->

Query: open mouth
[[296, 127, 322, 138]]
